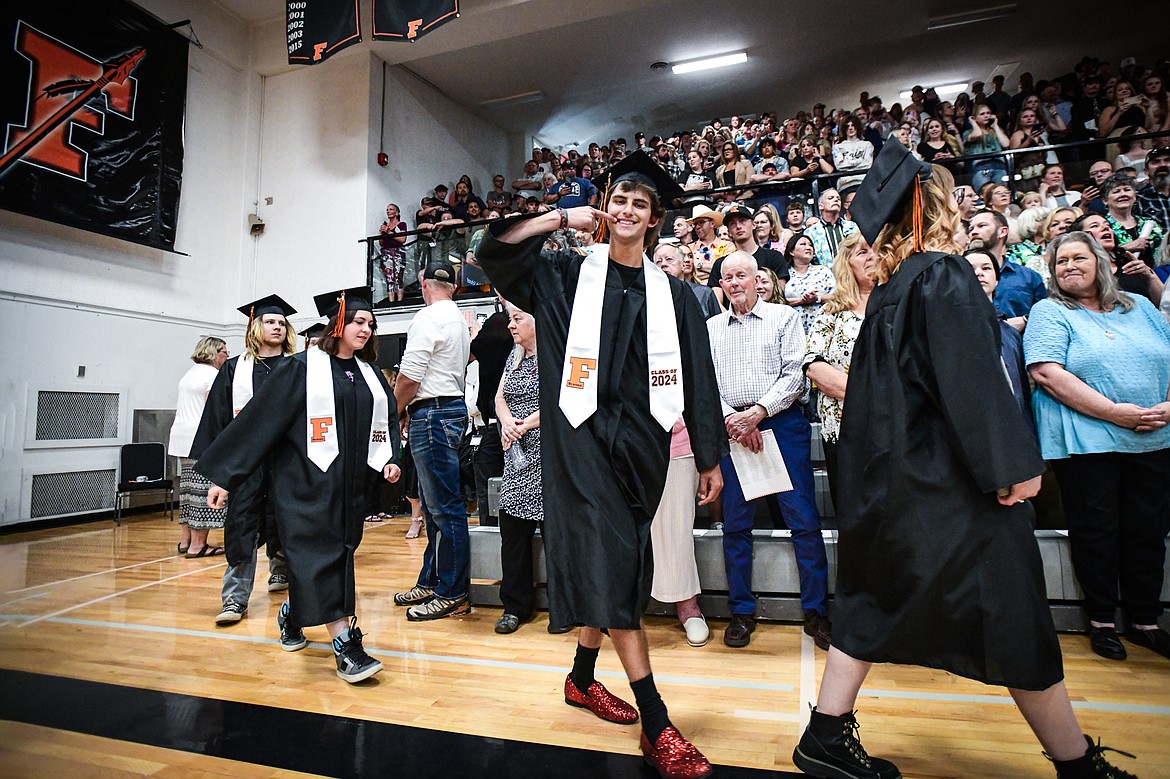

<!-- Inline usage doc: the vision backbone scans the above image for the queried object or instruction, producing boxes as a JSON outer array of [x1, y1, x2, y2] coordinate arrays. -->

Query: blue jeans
[[972, 161, 1007, 193], [410, 399, 470, 600], [720, 405, 828, 617]]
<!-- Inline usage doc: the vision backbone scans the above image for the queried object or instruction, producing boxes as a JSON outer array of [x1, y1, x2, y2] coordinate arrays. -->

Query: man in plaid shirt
[[707, 250, 831, 652], [1137, 147, 1170, 235]]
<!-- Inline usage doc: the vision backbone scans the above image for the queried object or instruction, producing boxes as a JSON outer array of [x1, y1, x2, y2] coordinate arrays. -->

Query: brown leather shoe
[[723, 614, 755, 647], [803, 611, 831, 650]]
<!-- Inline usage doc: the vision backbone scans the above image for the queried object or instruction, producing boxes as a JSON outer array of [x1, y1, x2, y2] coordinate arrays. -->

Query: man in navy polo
[[547, 163, 599, 208]]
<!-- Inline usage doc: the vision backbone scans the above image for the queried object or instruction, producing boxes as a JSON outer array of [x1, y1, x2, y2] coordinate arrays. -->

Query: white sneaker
[[683, 616, 709, 647]]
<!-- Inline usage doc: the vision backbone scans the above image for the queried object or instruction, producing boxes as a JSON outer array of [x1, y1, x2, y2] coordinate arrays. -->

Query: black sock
[[630, 674, 671, 742], [570, 643, 599, 692], [808, 707, 846, 737]]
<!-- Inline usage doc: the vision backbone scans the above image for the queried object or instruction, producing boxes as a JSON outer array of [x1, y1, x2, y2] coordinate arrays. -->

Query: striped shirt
[[706, 297, 807, 417]]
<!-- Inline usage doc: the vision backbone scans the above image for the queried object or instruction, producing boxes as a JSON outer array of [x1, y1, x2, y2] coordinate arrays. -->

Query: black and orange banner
[[0, 1, 188, 251], [372, 0, 459, 42], [287, 0, 361, 65]]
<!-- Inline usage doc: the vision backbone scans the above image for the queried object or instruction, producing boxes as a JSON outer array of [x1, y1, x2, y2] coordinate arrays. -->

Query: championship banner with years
[[372, 0, 459, 42], [287, 0, 361, 65], [0, 0, 188, 252]]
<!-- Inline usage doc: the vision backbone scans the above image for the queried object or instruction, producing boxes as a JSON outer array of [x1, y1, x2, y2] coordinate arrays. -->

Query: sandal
[[186, 545, 225, 558], [177, 543, 189, 555], [405, 517, 424, 539], [364, 514, 383, 523]]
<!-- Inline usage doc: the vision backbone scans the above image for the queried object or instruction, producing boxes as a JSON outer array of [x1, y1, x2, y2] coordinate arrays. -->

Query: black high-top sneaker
[[333, 618, 383, 683], [792, 708, 901, 779], [276, 601, 307, 651], [1049, 735, 1138, 778]]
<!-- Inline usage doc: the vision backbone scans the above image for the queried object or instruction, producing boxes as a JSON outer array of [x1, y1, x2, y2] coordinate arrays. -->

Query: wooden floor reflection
[[1, 513, 1167, 778]]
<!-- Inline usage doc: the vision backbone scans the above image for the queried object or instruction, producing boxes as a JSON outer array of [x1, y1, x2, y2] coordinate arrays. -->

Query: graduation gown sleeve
[[919, 256, 1045, 491], [476, 213, 566, 314], [195, 357, 305, 492]]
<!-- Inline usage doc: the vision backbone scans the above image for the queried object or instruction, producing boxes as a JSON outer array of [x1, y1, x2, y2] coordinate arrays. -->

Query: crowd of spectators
[[369, 52, 1170, 308]]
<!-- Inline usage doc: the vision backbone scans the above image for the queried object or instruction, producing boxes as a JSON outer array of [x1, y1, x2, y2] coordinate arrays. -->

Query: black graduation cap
[[314, 286, 375, 339], [301, 323, 326, 342], [237, 294, 296, 320], [313, 286, 374, 319], [850, 139, 933, 244], [590, 150, 685, 204]]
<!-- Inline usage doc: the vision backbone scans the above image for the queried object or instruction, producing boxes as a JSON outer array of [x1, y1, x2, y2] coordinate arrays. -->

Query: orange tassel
[[331, 291, 346, 338], [593, 173, 612, 243], [912, 178, 924, 253], [246, 305, 255, 334]]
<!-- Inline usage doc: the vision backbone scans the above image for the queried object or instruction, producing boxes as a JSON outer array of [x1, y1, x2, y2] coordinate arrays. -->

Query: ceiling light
[[900, 82, 970, 99], [671, 52, 747, 75], [926, 4, 1016, 31]]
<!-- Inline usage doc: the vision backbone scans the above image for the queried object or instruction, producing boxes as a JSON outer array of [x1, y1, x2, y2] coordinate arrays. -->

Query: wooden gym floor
[[0, 513, 1167, 779]]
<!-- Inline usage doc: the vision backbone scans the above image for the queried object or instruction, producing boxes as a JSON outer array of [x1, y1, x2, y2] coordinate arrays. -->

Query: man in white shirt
[[512, 160, 544, 201], [707, 252, 830, 651], [393, 262, 473, 620]]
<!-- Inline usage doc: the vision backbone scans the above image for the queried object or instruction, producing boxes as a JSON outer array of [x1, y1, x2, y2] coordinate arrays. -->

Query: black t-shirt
[[611, 260, 643, 289], [677, 168, 715, 189], [470, 312, 513, 422], [917, 140, 952, 162], [707, 245, 790, 288]]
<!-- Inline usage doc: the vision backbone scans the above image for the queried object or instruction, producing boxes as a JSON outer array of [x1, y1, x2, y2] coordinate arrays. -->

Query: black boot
[[792, 708, 901, 779], [1049, 735, 1138, 778]]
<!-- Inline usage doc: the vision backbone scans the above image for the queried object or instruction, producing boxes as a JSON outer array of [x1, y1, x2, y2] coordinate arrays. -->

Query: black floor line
[[0, 669, 802, 778]]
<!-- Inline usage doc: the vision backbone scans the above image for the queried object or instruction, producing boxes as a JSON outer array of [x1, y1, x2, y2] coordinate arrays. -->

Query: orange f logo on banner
[[566, 357, 597, 389], [309, 416, 333, 442], [312, 42, 328, 61], [406, 19, 423, 38]]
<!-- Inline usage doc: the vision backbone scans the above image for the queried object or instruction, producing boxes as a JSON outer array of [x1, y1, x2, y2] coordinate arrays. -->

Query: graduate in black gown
[[477, 153, 727, 779], [199, 287, 401, 684], [190, 295, 296, 625], [791, 142, 1140, 779]]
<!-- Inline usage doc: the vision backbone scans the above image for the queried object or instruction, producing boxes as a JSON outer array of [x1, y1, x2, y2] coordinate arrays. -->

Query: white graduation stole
[[231, 353, 255, 417], [559, 245, 684, 431], [305, 348, 393, 472]]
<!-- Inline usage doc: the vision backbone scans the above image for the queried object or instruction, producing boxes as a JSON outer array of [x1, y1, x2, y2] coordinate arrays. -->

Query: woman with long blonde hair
[[792, 144, 1137, 779], [802, 231, 873, 511]]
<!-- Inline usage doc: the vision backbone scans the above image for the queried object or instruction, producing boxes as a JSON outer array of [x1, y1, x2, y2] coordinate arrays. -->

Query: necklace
[[1083, 306, 1117, 339]]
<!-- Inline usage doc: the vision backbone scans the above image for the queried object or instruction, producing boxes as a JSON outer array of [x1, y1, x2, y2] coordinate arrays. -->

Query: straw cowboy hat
[[687, 204, 724, 227]]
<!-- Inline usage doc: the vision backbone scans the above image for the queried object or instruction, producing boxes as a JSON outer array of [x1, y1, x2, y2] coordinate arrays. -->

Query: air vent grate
[[36, 391, 120, 440], [30, 470, 117, 518]]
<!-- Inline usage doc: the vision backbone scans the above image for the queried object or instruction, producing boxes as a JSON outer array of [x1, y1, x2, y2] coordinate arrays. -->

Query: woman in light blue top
[[1025, 231, 1170, 663]]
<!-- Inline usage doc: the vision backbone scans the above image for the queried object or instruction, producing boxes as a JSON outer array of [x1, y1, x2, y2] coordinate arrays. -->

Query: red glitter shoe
[[563, 674, 639, 724], [640, 726, 713, 779]]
